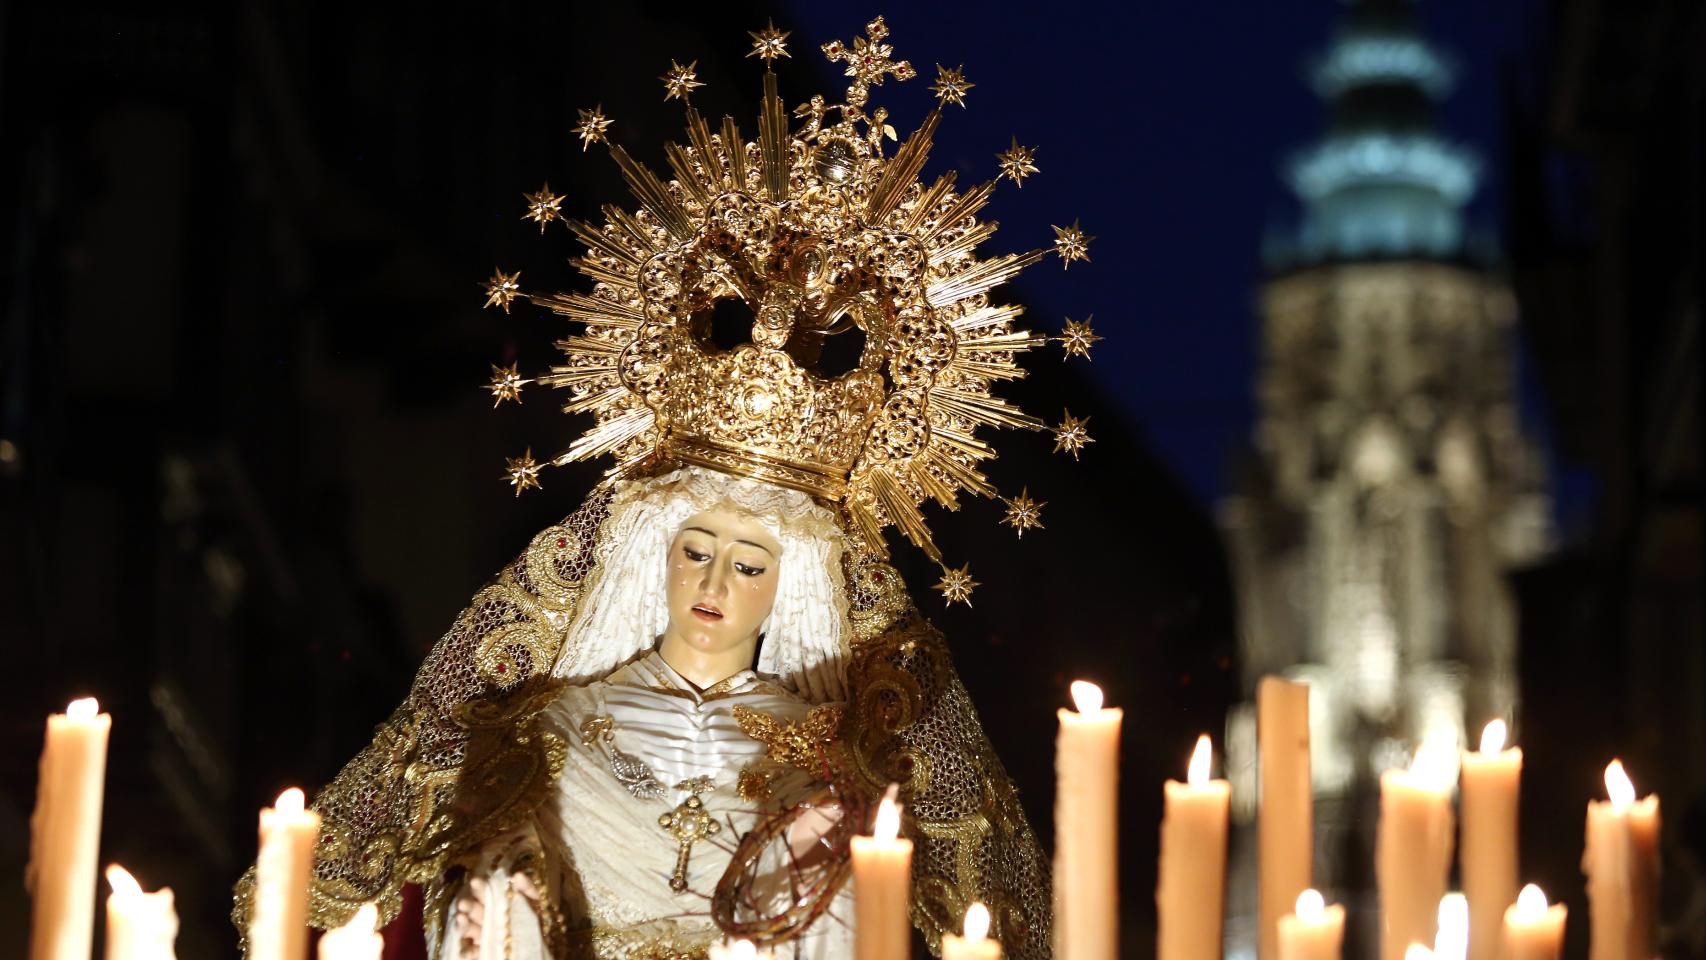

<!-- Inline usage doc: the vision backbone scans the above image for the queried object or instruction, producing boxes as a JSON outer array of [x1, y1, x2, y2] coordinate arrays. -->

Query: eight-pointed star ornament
[[747, 20, 790, 62], [931, 64, 973, 107], [1058, 317, 1103, 360], [996, 138, 1039, 187], [1053, 411, 1095, 459], [1052, 220, 1094, 268], [505, 449, 543, 496], [934, 564, 980, 607], [573, 106, 613, 151], [487, 362, 530, 407], [482, 268, 522, 313], [660, 60, 704, 102], [1002, 489, 1046, 538], [521, 184, 563, 233]]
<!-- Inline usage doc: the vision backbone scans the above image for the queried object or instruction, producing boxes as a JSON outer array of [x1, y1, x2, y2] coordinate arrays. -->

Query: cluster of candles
[[1149, 677, 1661, 960], [27, 676, 1663, 960]]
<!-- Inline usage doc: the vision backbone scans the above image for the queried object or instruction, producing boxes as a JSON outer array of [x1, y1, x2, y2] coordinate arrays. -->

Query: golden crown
[[481, 16, 1103, 604]]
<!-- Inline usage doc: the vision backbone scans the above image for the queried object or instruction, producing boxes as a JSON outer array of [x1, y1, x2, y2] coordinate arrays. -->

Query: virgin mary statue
[[234, 14, 1100, 959]]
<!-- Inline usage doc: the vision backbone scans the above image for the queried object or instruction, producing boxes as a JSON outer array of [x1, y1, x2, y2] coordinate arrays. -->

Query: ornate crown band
[[482, 16, 1103, 604]]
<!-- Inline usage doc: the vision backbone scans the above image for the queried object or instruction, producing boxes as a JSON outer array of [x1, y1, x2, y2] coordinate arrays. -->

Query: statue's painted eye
[[683, 547, 711, 563], [735, 562, 766, 577]]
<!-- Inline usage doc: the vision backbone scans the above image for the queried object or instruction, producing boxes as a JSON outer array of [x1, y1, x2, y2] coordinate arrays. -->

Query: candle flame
[[729, 941, 757, 960], [1604, 760, 1636, 810], [66, 697, 100, 721], [1479, 719, 1507, 755], [1434, 893, 1468, 960], [105, 864, 142, 901], [1069, 680, 1103, 714], [275, 786, 307, 815], [1187, 734, 1213, 787], [963, 902, 991, 942], [1295, 889, 1325, 923], [1408, 734, 1458, 790], [1515, 884, 1549, 920], [872, 783, 902, 841], [1404, 945, 1436, 960]]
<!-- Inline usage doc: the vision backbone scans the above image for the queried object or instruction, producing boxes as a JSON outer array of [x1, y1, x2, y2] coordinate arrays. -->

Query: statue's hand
[[786, 797, 844, 865], [452, 873, 541, 959]]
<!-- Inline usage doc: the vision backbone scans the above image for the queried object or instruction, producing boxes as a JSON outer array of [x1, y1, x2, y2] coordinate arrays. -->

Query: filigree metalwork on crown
[[487, 14, 1097, 586]]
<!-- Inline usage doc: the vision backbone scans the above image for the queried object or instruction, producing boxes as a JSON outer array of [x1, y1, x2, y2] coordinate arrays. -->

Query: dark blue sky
[[782, 1, 1545, 506]]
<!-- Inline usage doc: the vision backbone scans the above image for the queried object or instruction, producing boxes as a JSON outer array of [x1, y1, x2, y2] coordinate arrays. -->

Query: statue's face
[[665, 508, 783, 659]]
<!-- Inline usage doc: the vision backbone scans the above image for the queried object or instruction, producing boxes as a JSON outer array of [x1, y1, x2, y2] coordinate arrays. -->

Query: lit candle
[[1258, 677, 1311, 960], [1055, 680, 1121, 960], [249, 787, 322, 960], [104, 865, 177, 960], [317, 904, 382, 960], [1277, 890, 1344, 960], [1582, 760, 1660, 960], [1377, 736, 1457, 960], [1433, 893, 1468, 960], [1461, 720, 1521, 960], [942, 902, 1003, 960], [28, 697, 112, 960], [1157, 734, 1229, 960], [1502, 884, 1566, 960], [851, 784, 912, 960]]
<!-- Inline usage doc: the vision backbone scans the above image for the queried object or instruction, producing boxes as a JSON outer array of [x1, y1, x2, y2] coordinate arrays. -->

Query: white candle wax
[[1276, 889, 1345, 960], [28, 697, 112, 960], [1156, 735, 1229, 960], [1055, 681, 1121, 960], [1376, 738, 1457, 960], [249, 787, 322, 960], [1502, 884, 1566, 960], [1258, 677, 1312, 960], [942, 902, 1003, 960], [1461, 721, 1521, 960], [1581, 760, 1660, 960], [104, 865, 177, 960], [851, 785, 912, 960]]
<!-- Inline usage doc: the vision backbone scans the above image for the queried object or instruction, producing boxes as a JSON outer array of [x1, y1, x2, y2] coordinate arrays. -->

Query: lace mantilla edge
[[231, 484, 1052, 958]]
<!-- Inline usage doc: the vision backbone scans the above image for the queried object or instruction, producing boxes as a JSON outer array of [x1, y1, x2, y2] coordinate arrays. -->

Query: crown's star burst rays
[[1052, 220, 1093, 268], [1058, 317, 1102, 360], [485, 17, 1103, 605], [573, 106, 612, 151], [1002, 489, 1046, 537], [661, 60, 704, 102], [747, 20, 791, 62], [521, 184, 564, 232], [1053, 412, 1094, 459], [997, 138, 1039, 187], [934, 564, 980, 607], [482, 269, 522, 312]]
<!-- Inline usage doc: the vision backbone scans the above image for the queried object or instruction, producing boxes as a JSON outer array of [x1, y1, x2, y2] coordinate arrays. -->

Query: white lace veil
[[548, 467, 851, 703]]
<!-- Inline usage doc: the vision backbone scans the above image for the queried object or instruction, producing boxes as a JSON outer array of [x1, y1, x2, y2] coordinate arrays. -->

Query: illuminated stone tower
[[1219, 1, 1552, 954]]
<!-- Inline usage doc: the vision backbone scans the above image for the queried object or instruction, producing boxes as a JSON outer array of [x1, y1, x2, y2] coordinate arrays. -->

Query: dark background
[[2, 1, 1701, 957]]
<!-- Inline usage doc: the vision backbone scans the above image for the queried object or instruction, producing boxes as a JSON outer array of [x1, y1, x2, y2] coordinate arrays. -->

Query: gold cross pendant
[[657, 791, 720, 892]]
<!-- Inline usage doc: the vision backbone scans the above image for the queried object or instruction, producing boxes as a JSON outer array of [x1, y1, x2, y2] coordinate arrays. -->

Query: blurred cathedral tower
[[1219, 0, 1553, 955]]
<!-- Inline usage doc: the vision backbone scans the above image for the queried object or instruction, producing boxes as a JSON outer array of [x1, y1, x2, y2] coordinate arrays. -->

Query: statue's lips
[[691, 605, 723, 622]]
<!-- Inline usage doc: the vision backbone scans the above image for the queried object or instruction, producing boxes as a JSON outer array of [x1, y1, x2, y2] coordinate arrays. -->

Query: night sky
[[778, 1, 1546, 506]]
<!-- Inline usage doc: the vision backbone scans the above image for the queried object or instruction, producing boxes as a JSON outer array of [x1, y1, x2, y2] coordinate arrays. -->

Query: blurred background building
[[1219, 1, 1553, 956]]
